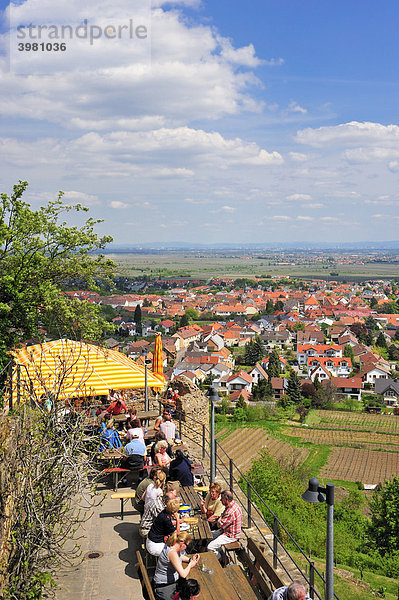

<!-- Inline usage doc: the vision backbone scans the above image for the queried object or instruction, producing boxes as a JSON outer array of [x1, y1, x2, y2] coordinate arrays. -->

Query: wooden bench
[[110, 490, 136, 519], [135, 549, 156, 600], [237, 537, 285, 599], [223, 540, 241, 564], [225, 564, 259, 598]]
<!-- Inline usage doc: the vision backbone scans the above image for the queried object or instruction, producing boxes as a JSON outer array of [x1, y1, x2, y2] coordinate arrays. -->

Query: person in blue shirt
[[123, 433, 146, 471], [100, 419, 122, 451], [125, 434, 146, 457]]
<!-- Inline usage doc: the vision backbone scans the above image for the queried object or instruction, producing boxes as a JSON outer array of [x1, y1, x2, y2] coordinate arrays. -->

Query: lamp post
[[302, 478, 335, 600], [206, 386, 219, 483], [143, 348, 151, 411]]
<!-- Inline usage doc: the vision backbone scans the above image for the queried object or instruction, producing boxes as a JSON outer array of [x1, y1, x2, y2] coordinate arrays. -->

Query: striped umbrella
[[11, 339, 165, 402], [152, 333, 164, 377]]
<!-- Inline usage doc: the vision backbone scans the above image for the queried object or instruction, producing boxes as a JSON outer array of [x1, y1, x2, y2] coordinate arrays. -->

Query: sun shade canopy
[[11, 339, 165, 402]]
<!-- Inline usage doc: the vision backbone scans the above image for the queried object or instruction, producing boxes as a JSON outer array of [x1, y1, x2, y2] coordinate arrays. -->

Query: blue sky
[[0, 0, 398, 244]]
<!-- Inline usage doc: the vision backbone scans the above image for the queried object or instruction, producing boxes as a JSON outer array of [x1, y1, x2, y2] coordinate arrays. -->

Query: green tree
[[370, 296, 378, 309], [134, 304, 142, 335], [388, 344, 399, 361], [344, 344, 355, 361], [251, 378, 272, 401], [179, 313, 190, 327], [286, 370, 302, 404], [265, 299, 274, 314], [274, 300, 284, 312], [267, 349, 281, 380], [0, 181, 114, 382], [376, 331, 387, 348], [369, 476, 399, 556], [244, 336, 265, 366], [184, 308, 199, 321]]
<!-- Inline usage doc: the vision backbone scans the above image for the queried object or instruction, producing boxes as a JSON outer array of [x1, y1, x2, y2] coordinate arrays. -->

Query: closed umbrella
[[11, 339, 165, 402], [152, 333, 164, 377]]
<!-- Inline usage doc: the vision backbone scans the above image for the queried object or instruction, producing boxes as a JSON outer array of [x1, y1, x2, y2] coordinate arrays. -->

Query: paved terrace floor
[[54, 485, 143, 600]]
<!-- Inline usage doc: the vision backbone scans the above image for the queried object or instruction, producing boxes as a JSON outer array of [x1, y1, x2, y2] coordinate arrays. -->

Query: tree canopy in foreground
[[0, 181, 115, 381]]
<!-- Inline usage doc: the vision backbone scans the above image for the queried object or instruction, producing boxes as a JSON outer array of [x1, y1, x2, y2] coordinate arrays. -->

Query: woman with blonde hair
[[152, 531, 199, 600], [146, 498, 181, 556], [143, 470, 167, 510], [154, 439, 172, 469]]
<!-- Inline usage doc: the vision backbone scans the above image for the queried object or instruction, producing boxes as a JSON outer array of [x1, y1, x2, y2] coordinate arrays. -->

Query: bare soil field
[[217, 427, 310, 475], [285, 426, 399, 452], [319, 447, 398, 483]]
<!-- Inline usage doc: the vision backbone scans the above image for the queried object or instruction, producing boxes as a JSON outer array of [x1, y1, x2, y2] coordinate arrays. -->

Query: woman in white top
[[125, 418, 145, 443], [143, 470, 166, 510]]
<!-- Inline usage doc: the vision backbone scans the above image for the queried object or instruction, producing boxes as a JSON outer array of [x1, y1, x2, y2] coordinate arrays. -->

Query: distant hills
[[104, 241, 399, 252]]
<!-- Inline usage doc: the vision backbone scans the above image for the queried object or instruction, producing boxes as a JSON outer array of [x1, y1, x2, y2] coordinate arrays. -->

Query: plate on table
[[180, 523, 190, 531]]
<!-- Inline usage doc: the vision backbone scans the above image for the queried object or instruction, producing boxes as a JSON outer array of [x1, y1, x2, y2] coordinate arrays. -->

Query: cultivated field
[[319, 447, 398, 483], [286, 426, 399, 452], [110, 251, 399, 280], [217, 427, 310, 475], [307, 410, 399, 433]]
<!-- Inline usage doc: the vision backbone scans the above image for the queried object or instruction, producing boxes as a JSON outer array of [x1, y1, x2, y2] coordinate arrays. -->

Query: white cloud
[[270, 215, 292, 221], [289, 152, 308, 162], [211, 205, 236, 214], [320, 216, 339, 222], [296, 121, 399, 147], [297, 216, 314, 221], [304, 203, 324, 209], [388, 160, 399, 172], [287, 101, 307, 115], [63, 190, 100, 205], [286, 193, 312, 201], [110, 200, 129, 209]]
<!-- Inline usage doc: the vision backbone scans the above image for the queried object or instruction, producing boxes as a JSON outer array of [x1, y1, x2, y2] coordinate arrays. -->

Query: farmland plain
[[110, 251, 399, 281]]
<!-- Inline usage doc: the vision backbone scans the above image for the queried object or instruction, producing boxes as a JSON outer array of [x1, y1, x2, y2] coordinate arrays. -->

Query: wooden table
[[180, 487, 213, 548], [190, 552, 257, 600], [137, 409, 159, 420]]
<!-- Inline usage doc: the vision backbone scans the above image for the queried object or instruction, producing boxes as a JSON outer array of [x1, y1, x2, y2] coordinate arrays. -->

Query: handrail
[[166, 401, 340, 600]]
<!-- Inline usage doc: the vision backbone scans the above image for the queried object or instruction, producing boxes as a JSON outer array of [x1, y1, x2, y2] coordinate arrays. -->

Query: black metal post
[[229, 458, 233, 492], [247, 483, 252, 528], [202, 424, 206, 459], [178, 411, 182, 438], [273, 516, 279, 569], [309, 561, 315, 599]]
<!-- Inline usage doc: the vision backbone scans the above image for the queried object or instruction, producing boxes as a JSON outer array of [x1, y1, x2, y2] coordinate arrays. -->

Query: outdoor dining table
[[180, 486, 213, 549], [189, 552, 257, 600]]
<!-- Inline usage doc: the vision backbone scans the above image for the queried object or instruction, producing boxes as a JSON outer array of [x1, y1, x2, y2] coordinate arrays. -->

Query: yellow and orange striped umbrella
[[11, 339, 165, 402], [152, 333, 164, 377]]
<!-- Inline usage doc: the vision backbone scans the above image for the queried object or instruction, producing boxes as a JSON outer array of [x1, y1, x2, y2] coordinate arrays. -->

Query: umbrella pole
[[144, 359, 148, 411]]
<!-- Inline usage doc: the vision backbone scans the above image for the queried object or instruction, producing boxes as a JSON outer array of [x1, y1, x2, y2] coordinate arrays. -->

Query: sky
[[0, 0, 398, 245]]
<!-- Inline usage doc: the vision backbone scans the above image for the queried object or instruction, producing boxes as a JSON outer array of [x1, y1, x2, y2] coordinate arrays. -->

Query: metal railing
[[163, 402, 340, 600]]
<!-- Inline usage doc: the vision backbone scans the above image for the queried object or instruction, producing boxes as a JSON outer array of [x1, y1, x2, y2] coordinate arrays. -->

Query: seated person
[[173, 578, 201, 600], [139, 489, 179, 539], [207, 490, 242, 560], [125, 418, 144, 443], [154, 409, 169, 431], [133, 467, 163, 515], [150, 431, 173, 465], [154, 440, 172, 469], [159, 411, 179, 442], [123, 433, 146, 470], [99, 419, 122, 451], [168, 450, 194, 487], [200, 481, 223, 528], [146, 498, 181, 556], [152, 531, 199, 600], [143, 470, 167, 510], [106, 396, 128, 416], [124, 408, 141, 430]]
